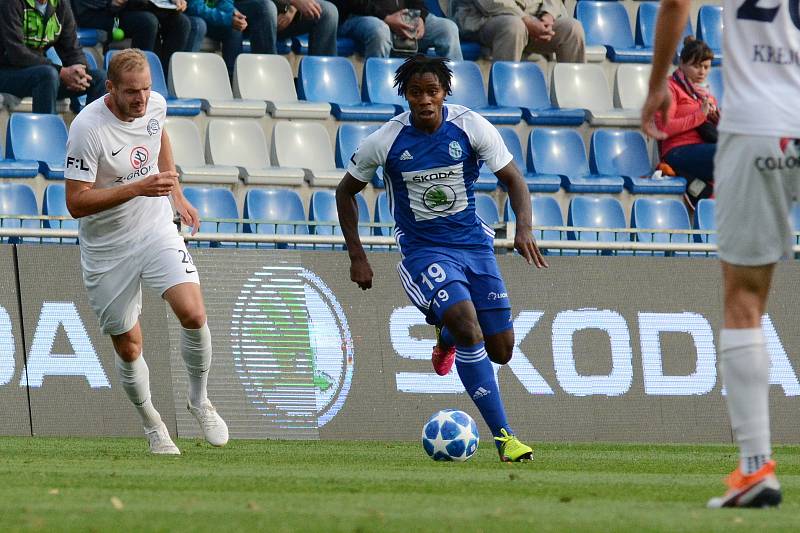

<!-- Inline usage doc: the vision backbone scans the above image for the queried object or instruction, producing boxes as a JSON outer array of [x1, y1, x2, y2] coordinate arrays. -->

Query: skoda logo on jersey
[[130, 146, 150, 170], [231, 266, 354, 429], [448, 141, 463, 159], [423, 184, 457, 212], [147, 119, 160, 136]]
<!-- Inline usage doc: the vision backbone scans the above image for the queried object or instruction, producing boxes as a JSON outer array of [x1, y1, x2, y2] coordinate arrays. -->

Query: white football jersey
[[719, 0, 800, 137], [65, 92, 175, 257]]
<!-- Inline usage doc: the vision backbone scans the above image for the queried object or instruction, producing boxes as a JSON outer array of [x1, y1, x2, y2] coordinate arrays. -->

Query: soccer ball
[[421, 409, 479, 462]]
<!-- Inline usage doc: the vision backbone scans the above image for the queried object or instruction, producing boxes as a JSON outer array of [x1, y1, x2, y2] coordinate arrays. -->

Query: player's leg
[[143, 236, 228, 446]]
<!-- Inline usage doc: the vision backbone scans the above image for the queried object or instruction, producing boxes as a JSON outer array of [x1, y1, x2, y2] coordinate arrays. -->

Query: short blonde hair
[[108, 49, 149, 85]]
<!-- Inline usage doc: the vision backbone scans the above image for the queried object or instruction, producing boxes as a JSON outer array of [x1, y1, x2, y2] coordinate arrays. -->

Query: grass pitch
[[1, 437, 798, 532]]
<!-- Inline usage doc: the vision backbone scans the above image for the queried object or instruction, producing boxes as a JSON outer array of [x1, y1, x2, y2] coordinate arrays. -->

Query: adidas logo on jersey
[[472, 387, 491, 400], [400, 150, 414, 161]]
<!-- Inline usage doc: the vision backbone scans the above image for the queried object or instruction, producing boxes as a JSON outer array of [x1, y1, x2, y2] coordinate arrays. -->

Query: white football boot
[[145, 422, 181, 455], [188, 399, 229, 447]]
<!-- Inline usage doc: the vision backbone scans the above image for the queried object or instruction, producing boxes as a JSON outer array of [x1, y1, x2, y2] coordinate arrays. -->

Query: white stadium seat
[[614, 64, 652, 111], [164, 117, 239, 184], [551, 63, 640, 126], [271, 122, 344, 188]]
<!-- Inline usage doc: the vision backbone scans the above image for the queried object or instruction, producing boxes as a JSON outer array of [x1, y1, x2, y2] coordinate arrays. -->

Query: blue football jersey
[[347, 105, 512, 251]]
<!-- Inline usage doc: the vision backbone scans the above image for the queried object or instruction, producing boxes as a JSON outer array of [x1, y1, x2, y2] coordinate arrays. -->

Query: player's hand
[[232, 10, 248, 31], [291, 0, 321, 20], [641, 80, 671, 140], [385, 10, 416, 39], [277, 6, 297, 31], [350, 257, 373, 290], [515, 228, 548, 268], [175, 198, 201, 236], [172, 0, 187, 11], [136, 171, 178, 197]]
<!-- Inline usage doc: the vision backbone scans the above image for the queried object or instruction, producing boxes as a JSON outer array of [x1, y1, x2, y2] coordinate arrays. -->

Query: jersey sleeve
[[64, 118, 101, 183], [463, 111, 513, 173], [346, 120, 403, 182]]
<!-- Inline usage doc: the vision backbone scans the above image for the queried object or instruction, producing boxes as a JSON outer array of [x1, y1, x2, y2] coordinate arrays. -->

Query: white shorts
[[714, 133, 800, 266], [81, 231, 200, 335]]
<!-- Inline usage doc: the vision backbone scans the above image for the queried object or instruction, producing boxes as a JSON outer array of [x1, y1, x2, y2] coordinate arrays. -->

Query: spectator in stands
[[185, 0, 247, 76], [73, 0, 191, 77], [0, 0, 106, 114], [655, 37, 719, 209], [451, 0, 585, 62], [336, 0, 462, 60], [264, 0, 339, 56]]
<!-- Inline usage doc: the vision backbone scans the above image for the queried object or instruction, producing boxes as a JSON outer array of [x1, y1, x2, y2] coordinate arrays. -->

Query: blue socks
[[455, 341, 511, 449]]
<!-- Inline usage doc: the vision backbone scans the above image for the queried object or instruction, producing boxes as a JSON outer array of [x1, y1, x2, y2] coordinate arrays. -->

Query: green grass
[[1, 438, 799, 532]]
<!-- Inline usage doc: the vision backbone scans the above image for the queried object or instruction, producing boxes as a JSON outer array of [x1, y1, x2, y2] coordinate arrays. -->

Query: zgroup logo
[[130, 146, 149, 170], [231, 266, 354, 429]]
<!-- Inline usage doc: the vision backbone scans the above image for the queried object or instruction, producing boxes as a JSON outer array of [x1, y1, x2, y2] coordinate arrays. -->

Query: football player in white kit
[[64, 49, 228, 454], [642, 0, 799, 509]]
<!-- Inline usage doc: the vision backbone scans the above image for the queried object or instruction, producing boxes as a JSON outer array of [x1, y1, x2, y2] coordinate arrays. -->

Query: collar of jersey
[[408, 105, 449, 136]]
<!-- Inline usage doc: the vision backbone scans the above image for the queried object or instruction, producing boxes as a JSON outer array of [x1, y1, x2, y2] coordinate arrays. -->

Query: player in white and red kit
[[642, 0, 800, 508], [65, 49, 228, 454]]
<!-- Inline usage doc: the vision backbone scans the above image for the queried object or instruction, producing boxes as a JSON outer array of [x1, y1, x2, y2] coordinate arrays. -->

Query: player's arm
[[159, 129, 200, 235], [65, 173, 178, 218], [495, 163, 548, 268], [641, 0, 692, 139], [336, 173, 373, 290]]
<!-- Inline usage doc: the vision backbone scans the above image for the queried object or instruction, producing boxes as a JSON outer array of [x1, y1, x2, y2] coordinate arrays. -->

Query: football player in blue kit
[[336, 55, 548, 462]]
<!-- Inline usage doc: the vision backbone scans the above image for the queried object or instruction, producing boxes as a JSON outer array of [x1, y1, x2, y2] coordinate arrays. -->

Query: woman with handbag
[[655, 36, 720, 209]]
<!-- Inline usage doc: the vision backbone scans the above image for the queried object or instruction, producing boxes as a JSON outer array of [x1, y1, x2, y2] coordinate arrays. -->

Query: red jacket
[[655, 76, 719, 159]]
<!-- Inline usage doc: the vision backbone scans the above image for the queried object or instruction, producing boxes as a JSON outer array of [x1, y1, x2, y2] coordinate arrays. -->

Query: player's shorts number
[[737, 0, 800, 30], [420, 263, 446, 290], [178, 249, 194, 265]]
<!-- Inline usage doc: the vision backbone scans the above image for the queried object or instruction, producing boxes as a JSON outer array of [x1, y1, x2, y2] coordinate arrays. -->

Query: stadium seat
[[181, 186, 240, 246], [576, 1, 653, 63], [697, 5, 723, 65], [0, 183, 40, 244], [448, 61, 521, 124], [487, 127, 560, 193], [309, 190, 370, 246], [243, 189, 309, 248], [505, 195, 570, 254], [590, 129, 686, 194], [475, 194, 499, 227], [206, 119, 305, 186], [297, 56, 397, 121], [635, 1, 693, 57], [528, 129, 624, 194], [693, 198, 716, 244], [374, 191, 395, 237], [42, 183, 78, 244], [488, 62, 584, 126], [567, 196, 629, 255], [168, 52, 266, 117], [613, 64, 651, 111], [631, 198, 692, 255], [272, 122, 344, 187], [232, 54, 330, 119], [289, 33, 358, 57], [707, 68, 724, 108], [0, 137, 38, 179], [76, 28, 102, 47], [164, 118, 239, 184], [422, 0, 482, 60], [335, 124, 384, 188], [361, 58, 408, 111], [105, 50, 201, 116], [6, 113, 67, 179], [551, 64, 640, 126]]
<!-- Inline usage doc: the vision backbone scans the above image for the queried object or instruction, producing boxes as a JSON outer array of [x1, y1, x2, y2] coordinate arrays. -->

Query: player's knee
[[115, 342, 142, 362], [486, 335, 514, 365], [178, 308, 207, 329], [447, 318, 483, 346]]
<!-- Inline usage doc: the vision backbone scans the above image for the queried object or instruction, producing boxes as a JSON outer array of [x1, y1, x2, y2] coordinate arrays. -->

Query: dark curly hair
[[679, 36, 714, 65], [393, 55, 453, 97]]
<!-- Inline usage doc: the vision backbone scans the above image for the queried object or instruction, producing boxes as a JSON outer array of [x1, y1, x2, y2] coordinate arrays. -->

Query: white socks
[[115, 355, 162, 430], [181, 323, 212, 407], [719, 327, 772, 475]]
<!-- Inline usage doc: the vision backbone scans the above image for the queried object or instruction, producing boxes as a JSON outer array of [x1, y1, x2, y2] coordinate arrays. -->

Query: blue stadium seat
[[484, 127, 560, 193], [0, 183, 39, 244], [697, 5, 723, 65], [693, 198, 716, 244], [290, 34, 358, 56], [576, 1, 653, 63], [635, 2, 693, 56], [707, 68, 723, 108], [422, 0, 481, 60], [6, 113, 67, 179], [567, 196, 629, 255], [448, 61, 521, 124], [309, 190, 370, 245], [105, 50, 201, 116], [631, 197, 692, 256], [182, 186, 240, 247], [298, 57, 397, 121], [76, 28, 102, 47], [243, 189, 308, 248], [0, 136, 38, 179], [374, 191, 395, 237], [42, 183, 78, 244], [336, 123, 384, 188], [361, 58, 407, 111], [505, 196, 571, 254], [528, 129, 624, 194], [590, 129, 686, 194], [46, 47, 98, 111], [242, 38, 292, 54], [475, 194, 499, 226], [488, 62, 584, 126]]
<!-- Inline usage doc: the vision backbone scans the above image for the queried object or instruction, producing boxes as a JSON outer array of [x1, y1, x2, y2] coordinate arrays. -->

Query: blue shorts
[[397, 247, 512, 335]]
